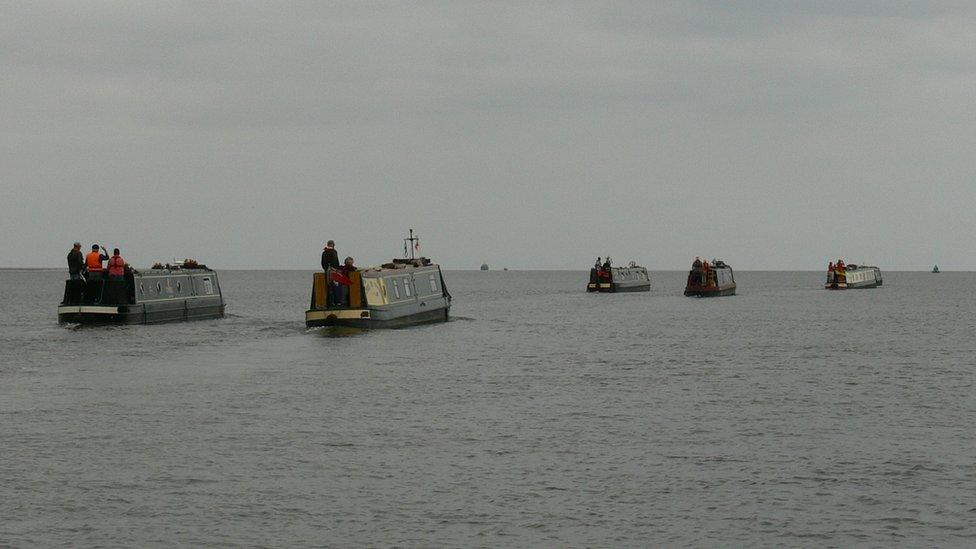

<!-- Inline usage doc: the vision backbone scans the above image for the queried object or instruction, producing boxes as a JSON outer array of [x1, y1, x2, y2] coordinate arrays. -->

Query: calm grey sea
[[1, 269, 974, 547]]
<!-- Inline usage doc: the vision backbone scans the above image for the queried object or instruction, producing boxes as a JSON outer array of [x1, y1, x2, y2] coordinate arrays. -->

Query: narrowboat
[[305, 230, 451, 329], [825, 260, 882, 289], [684, 258, 736, 297], [58, 261, 225, 324], [587, 259, 650, 292]]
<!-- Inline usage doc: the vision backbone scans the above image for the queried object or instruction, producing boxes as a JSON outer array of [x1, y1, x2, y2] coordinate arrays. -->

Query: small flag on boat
[[330, 271, 353, 286]]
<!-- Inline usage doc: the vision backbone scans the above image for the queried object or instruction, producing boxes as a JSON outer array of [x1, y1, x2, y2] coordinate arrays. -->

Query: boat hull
[[306, 305, 449, 329], [824, 280, 882, 290], [58, 300, 225, 325], [586, 281, 650, 292], [684, 284, 736, 297]]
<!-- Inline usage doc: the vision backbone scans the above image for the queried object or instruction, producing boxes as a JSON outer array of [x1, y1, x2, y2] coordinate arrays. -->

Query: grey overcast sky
[[2, 2, 974, 270]]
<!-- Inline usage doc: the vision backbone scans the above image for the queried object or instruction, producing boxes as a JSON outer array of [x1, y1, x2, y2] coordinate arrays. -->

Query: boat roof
[[134, 267, 216, 276], [360, 257, 441, 276]]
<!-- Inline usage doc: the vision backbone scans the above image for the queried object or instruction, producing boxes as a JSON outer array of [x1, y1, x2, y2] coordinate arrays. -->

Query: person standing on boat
[[321, 240, 341, 307], [336, 256, 358, 306], [321, 240, 340, 271], [67, 242, 85, 280], [341, 256, 357, 275], [85, 244, 109, 280], [108, 249, 126, 281]]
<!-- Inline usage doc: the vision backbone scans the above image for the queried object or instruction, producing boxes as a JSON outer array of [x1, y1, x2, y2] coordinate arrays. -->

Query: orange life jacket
[[108, 255, 125, 277], [86, 251, 105, 271]]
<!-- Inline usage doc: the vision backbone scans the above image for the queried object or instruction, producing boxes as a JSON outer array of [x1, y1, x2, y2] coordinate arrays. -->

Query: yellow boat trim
[[306, 309, 370, 321]]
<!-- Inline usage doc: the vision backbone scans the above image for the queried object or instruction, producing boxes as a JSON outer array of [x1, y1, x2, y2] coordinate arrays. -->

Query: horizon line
[[0, 267, 966, 273]]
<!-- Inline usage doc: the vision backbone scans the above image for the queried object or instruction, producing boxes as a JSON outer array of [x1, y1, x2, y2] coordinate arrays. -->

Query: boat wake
[[306, 325, 367, 338]]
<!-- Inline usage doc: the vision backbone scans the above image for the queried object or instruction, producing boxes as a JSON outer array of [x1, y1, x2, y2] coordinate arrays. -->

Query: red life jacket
[[108, 255, 125, 277]]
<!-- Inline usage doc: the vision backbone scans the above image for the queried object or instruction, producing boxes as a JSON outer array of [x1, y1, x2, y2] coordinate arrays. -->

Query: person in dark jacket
[[321, 240, 341, 306], [321, 240, 340, 271], [67, 242, 85, 280]]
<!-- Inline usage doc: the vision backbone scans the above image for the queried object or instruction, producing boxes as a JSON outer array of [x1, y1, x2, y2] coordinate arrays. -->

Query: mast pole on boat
[[404, 229, 419, 260]]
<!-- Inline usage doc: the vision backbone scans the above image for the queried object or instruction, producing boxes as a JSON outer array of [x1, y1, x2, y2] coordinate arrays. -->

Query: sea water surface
[[1, 269, 974, 547]]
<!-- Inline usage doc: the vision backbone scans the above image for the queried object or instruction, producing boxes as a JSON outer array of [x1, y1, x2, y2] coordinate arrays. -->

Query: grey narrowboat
[[305, 231, 451, 329], [684, 258, 736, 297], [587, 258, 651, 292], [825, 260, 882, 289], [58, 262, 225, 324]]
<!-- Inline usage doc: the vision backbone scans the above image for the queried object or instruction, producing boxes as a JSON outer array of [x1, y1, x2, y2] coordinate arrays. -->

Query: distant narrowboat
[[305, 230, 451, 329], [825, 260, 882, 289], [58, 261, 225, 324], [932, 265, 940, 274], [684, 258, 736, 297], [587, 258, 650, 292]]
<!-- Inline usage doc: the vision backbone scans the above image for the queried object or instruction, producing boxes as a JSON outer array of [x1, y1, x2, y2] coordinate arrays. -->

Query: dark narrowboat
[[58, 261, 225, 324], [684, 258, 736, 297], [587, 258, 650, 292]]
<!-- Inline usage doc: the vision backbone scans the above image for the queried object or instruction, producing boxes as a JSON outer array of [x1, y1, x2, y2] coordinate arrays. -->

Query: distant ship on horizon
[[932, 264, 940, 273]]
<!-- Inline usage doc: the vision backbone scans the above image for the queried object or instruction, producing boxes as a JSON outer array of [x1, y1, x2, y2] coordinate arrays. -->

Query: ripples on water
[[1, 269, 974, 546]]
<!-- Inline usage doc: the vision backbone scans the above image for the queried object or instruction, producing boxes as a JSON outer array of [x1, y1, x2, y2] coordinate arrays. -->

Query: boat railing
[[62, 277, 135, 306]]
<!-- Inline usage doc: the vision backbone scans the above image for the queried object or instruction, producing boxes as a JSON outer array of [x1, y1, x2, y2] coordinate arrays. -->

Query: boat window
[[404, 278, 412, 297], [202, 277, 213, 294], [429, 274, 438, 292], [392, 279, 401, 299]]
